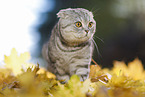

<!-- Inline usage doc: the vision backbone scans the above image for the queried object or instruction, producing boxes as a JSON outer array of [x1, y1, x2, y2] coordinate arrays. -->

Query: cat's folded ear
[[57, 8, 72, 18]]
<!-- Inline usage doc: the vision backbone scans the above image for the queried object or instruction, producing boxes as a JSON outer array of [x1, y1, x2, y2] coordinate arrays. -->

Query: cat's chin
[[64, 38, 90, 47], [65, 42, 88, 47]]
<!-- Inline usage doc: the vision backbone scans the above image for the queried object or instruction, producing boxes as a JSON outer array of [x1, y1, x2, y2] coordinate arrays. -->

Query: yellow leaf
[[89, 65, 101, 78], [37, 67, 56, 79], [128, 58, 145, 80], [112, 61, 128, 76], [4, 48, 31, 75], [112, 59, 145, 80]]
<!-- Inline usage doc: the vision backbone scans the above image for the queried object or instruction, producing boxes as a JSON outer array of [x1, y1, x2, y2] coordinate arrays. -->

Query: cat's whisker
[[92, 38, 102, 57], [93, 35, 104, 43]]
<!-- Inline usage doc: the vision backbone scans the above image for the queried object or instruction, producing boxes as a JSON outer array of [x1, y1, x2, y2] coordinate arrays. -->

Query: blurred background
[[0, 0, 145, 68]]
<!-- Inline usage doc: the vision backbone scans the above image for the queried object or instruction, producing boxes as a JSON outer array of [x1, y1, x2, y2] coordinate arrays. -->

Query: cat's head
[[57, 8, 96, 46]]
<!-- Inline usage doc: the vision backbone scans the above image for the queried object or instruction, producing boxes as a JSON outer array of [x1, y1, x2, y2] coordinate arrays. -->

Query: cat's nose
[[85, 30, 89, 33]]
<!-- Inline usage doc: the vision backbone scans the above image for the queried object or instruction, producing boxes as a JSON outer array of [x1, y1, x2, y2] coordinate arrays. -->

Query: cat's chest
[[52, 46, 91, 68], [54, 41, 92, 60], [48, 35, 93, 64]]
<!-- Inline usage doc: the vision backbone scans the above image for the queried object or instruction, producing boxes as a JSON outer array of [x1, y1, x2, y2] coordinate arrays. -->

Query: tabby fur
[[42, 8, 96, 81]]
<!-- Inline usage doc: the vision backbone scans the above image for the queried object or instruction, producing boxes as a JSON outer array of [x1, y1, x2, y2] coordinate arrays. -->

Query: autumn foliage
[[0, 48, 145, 97]]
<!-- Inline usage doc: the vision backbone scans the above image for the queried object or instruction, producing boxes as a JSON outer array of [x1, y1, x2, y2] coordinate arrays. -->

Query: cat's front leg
[[69, 58, 90, 81], [75, 68, 89, 81]]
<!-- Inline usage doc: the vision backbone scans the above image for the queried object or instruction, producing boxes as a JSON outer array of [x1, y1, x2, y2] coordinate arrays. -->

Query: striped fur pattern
[[42, 8, 96, 81]]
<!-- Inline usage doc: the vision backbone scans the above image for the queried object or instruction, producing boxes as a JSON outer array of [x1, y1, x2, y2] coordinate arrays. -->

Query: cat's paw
[[75, 68, 89, 81], [80, 75, 88, 81], [56, 75, 70, 83]]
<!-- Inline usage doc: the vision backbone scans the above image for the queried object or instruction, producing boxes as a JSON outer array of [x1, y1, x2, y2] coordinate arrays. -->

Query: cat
[[42, 8, 96, 82]]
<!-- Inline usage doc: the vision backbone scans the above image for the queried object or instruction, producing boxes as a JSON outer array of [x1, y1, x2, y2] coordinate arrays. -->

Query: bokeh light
[[0, 0, 55, 64]]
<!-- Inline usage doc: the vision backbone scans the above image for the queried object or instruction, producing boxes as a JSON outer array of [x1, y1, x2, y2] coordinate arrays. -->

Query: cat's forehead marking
[[72, 9, 92, 22]]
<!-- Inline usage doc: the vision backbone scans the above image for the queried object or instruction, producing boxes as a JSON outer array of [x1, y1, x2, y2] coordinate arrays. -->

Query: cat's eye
[[88, 22, 93, 28], [75, 22, 82, 27]]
